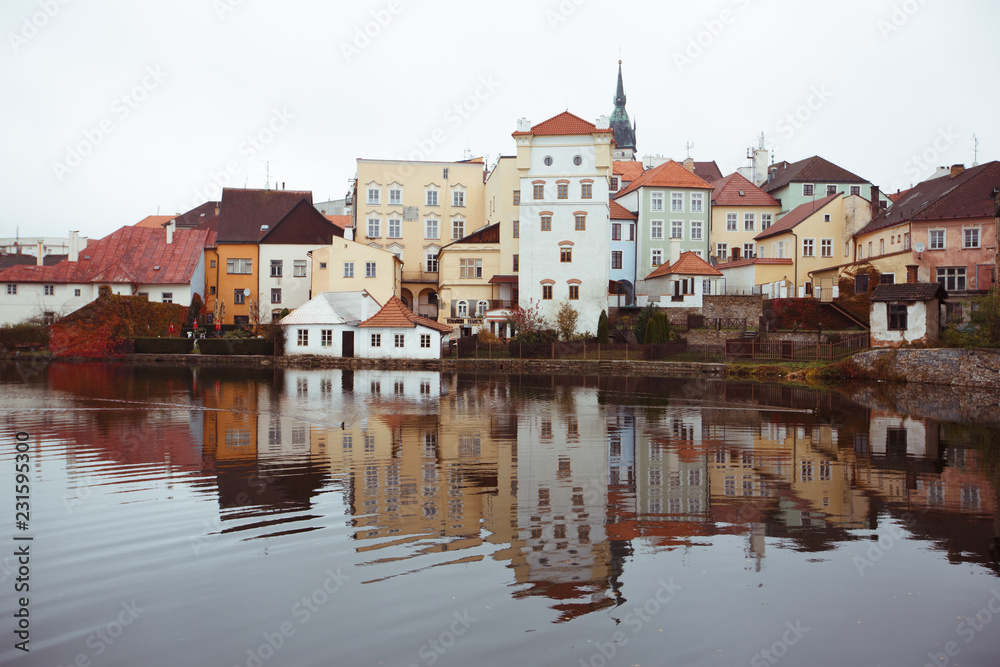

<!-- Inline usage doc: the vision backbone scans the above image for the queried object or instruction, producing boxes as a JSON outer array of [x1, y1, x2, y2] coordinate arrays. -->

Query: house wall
[[437, 243, 500, 326], [709, 204, 781, 261], [259, 244, 325, 318], [637, 185, 712, 282], [485, 156, 520, 277], [911, 216, 997, 292], [283, 322, 353, 357], [609, 217, 637, 298], [215, 242, 258, 323], [310, 241, 400, 308], [359, 326, 445, 359], [771, 182, 880, 217], [871, 300, 934, 346]]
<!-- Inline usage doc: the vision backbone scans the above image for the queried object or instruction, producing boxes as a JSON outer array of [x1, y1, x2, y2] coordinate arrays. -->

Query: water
[[1, 362, 998, 667]]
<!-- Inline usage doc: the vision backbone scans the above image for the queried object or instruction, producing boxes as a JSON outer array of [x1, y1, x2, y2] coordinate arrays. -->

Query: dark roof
[[0, 253, 39, 270], [755, 193, 840, 240], [609, 62, 636, 152], [855, 161, 1000, 237], [258, 199, 343, 245], [441, 223, 500, 249], [711, 172, 780, 207], [217, 188, 313, 244], [693, 161, 723, 183], [871, 282, 947, 302], [762, 156, 868, 193], [175, 201, 220, 228]]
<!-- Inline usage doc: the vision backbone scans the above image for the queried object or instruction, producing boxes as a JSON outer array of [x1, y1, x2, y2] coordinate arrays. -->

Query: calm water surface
[[1, 362, 998, 667]]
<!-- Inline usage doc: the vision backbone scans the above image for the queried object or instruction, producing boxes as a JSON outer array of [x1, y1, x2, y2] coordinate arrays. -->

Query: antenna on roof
[[265, 161, 270, 190], [684, 141, 694, 159], [972, 134, 979, 166]]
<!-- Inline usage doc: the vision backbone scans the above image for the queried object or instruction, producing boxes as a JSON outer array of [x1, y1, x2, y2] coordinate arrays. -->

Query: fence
[[725, 333, 870, 361]]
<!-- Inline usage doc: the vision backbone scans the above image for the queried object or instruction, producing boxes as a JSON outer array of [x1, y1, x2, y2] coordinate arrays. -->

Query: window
[[512, 220, 519, 238], [904, 233, 910, 250], [964, 228, 980, 248], [691, 192, 703, 212], [234, 289, 246, 304], [267, 259, 282, 277], [802, 238, 815, 257], [452, 190, 465, 207], [227, 258, 252, 274], [344, 262, 354, 278], [297, 329, 308, 346], [716, 242, 728, 260], [210, 260, 216, 268], [271, 288, 281, 304], [880, 273, 895, 284], [664, 193, 681, 213], [572, 155, 583, 166], [452, 218, 464, 239], [426, 189, 438, 206], [319, 262, 327, 270], [74, 288, 81, 296], [388, 218, 401, 238], [929, 229, 945, 249], [533, 184, 544, 199], [629, 223, 635, 241], [44, 285, 54, 295], [821, 238, 833, 257], [850, 185, 861, 196], [321, 329, 332, 347], [581, 183, 592, 199], [744, 213, 756, 232], [651, 220, 663, 239], [572, 214, 586, 231], [568, 285, 579, 300], [161, 292, 173, 303], [609, 223, 621, 241], [691, 220, 703, 241], [758, 245, 765, 258], [367, 217, 380, 238], [543, 156, 553, 166], [827, 184, 837, 196], [651, 249, 663, 266], [540, 216, 552, 231], [856, 273, 869, 293], [367, 187, 380, 205], [371, 333, 381, 347], [651, 192, 664, 211], [611, 250, 623, 269], [513, 190, 520, 205], [542, 285, 553, 300], [459, 258, 483, 278], [365, 262, 377, 278], [937, 267, 966, 291], [394, 334, 405, 348], [476, 300, 488, 317], [293, 260, 307, 277], [513, 254, 519, 272], [761, 213, 773, 230], [425, 252, 438, 272], [671, 220, 683, 239], [457, 300, 468, 317], [425, 218, 439, 239], [556, 183, 568, 199], [743, 243, 755, 259], [560, 248, 572, 263], [888, 304, 907, 330], [389, 188, 401, 205], [803, 184, 814, 196], [420, 334, 431, 348], [880, 239, 885, 255]]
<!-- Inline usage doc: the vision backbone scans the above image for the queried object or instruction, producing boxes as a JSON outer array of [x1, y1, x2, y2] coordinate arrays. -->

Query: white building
[[514, 112, 614, 333], [358, 296, 453, 359], [638, 250, 725, 308], [0, 231, 88, 259], [281, 291, 381, 357]]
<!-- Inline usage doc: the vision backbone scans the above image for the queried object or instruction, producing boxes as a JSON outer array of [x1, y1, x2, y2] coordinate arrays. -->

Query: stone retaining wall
[[703, 295, 763, 322], [849, 348, 1000, 389]]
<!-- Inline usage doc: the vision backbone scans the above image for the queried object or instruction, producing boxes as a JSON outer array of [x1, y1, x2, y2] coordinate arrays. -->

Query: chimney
[[36, 241, 43, 266], [68, 231, 79, 262], [683, 157, 695, 173], [906, 265, 918, 284], [668, 239, 681, 266], [164, 219, 175, 245], [516, 117, 531, 132], [361, 292, 369, 321], [869, 185, 880, 219], [950, 164, 965, 178], [345, 225, 354, 241]]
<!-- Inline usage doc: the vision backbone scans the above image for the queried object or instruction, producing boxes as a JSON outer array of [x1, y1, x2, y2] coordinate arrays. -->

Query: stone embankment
[[848, 348, 1000, 389]]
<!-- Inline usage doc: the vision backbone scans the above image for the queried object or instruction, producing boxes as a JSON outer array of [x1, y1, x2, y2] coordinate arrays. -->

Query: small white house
[[870, 282, 946, 347], [358, 296, 454, 359], [280, 291, 381, 357], [637, 251, 724, 308]]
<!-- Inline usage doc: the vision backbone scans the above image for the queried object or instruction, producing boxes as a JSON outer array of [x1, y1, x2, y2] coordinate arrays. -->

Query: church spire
[[614, 60, 626, 107], [609, 60, 636, 160]]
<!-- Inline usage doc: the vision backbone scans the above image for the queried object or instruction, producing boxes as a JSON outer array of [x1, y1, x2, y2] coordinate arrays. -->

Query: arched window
[[457, 300, 468, 317], [476, 300, 488, 317]]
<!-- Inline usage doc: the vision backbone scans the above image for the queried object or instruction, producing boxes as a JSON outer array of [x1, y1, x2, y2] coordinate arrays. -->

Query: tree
[[502, 299, 548, 338], [555, 301, 579, 341], [186, 293, 204, 328], [633, 304, 655, 343], [644, 310, 673, 343], [597, 309, 609, 343], [970, 288, 1000, 347]]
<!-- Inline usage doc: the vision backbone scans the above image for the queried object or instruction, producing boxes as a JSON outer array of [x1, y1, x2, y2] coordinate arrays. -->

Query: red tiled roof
[[359, 296, 453, 332], [512, 111, 612, 137], [615, 160, 713, 197], [645, 251, 723, 279], [613, 160, 645, 181], [0, 226, 208, 285], [887, 189, 910, 203], [711, 172, 780, 207], [761, 156, 868, 193], [692, 161, 724, 183], [217, 188, 313, 244], [134, 215, 175, 229], [325, 215, 353, 229], [610, 200, 637, 220], [755, 193, 840, 240], [717, 257, 793, 269]]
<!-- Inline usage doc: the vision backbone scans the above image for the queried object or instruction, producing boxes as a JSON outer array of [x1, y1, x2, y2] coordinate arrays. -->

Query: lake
[[1, 362, 998, 667]]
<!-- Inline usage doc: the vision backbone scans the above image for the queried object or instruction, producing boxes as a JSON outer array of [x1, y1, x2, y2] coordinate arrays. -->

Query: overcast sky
[[2, 0, 998, 240]]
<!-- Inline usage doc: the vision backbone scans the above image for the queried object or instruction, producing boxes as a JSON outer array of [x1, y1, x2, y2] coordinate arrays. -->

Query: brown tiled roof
[[217, 188, 313, 244], [610, 200, 637, 220], [488, 275, 518, 284], [711, 172, 780, 207], [887, 189, 910, 203], [0, 254, 39, 270], [693, 161, 723, 183], [854, 161, 1000, 237], [718, 257, 794, 269], [512, 111, 613, 137], [325, 215, 353, 229], [613, 160, 645, 181], [360, 296, 453, 332], [134, 215, 175, 229], [0, 226, 208, 285], [442, 223, 500, 248], [175, 201, 221, 228], [645, 251, 723, 279], [761, 156, 868, 193], [871, 282, 947, 302], [258, 200, 343, 245], [755, 193, 840, 240], [615, 160, 713, 197]]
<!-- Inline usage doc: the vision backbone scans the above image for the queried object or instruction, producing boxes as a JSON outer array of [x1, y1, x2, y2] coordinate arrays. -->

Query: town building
[[436, 222, 500, 337], [760, 155, 884, 217], [869, 282, 947, 347], [638, 250, 724, 307], [358, 295, 453, 359], [709, 172, 781, 263], [609, 201, 638, 306], [281, 290, 381, 358], [310, 236, 401, 309]]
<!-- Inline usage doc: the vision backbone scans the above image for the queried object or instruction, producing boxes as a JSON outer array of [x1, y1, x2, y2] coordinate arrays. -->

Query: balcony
[[401, 270, 438, 284], [488, 300, 515, 310]]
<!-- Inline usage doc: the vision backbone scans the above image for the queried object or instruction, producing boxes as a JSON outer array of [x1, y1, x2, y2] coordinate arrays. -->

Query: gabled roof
[[610, 200, 637, 220], [512, 111, 613, 137], [711, 172, 780, 207], [645, 251, 723, 279], [175, 201, 220, 228], [134, 215, 175, 229], [441, 223, 500, 249], [761, 156, 868, 193], [613, 160, 645, 182], [360, 296, 453, 332], [279, 291, 381, 326], [855, 161, 1000, 237], [615, 160, 713, 197], [755, 193, 840, 240], [871, 282, 947, 302], [216, 188, 313, 244], [257, 199, 343, 245], [0, 226, 208, 285], [692, 161, 723, 183]]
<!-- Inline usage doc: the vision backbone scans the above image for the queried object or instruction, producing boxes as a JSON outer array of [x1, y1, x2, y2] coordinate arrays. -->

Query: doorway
[[342, 331, 354, 358]]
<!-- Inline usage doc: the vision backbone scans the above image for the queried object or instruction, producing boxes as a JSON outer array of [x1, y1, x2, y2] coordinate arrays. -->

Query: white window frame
[[650, 220, 663, 240], [293, 260, 307, 277], [425, 189, 439, 206], [365, 261, 377, 278], [690, 192, 703, 213], [321, 329, 332, 347], [425, 218, 439, 239], [457, 300, 468, 317], [690, 220, 703, 241], [389, 188, 402, 205], [367, 217, 381, 238], [670, 220, 683, 239], [964, 227, 980, 249], [761, 213, 773, 230], [802, 238, 815, 257], [651, 249, 663, 266], [802, 184, 814, 196], [476, 300, 488, 317], [394, 333, 405, 348], [670, 192, 684, 212], [371, 333, 381, 347], [716, 242, 728, 260], [366, 187, 380, 205], [388, 218, 401, 238], [452, 190, 465, 207], [929, 229, 946, 250], [743, 243, 755, 259], [420, 334, 431, 348], [425, 252, 439, 272], [44, 284, 54, 295], [650, 191, 664, 212], [726, 212, 737, 231], [452, 218, 465, 240], [821, 238, 833, 258], [744, 212, 755, 232], [297, 329, 308, 346], [344, 262, 354, 278], [849, 185, 861, 196]]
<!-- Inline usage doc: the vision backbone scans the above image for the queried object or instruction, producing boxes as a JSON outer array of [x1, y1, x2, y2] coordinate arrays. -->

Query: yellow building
[[436, 223, 501, 335], [485, 156, 521, 285], [709, 172, 781, 263], [353, 158, 487, 320], [310, 238, 402, 308]]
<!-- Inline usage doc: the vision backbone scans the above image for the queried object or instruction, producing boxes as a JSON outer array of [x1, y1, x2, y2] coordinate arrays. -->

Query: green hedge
[[132, 337, 195, 354], [198, 338, 274, 355]]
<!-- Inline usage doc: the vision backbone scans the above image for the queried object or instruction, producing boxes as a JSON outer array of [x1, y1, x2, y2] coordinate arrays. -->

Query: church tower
[[609, 61, 637, 160]]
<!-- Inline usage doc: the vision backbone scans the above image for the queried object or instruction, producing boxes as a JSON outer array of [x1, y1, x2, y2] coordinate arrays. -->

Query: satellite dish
[[914, 242, 925, 253], [243, 288, 251, 296]]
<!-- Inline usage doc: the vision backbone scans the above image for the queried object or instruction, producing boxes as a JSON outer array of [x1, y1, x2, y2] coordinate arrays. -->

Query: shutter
[[450, 300, 457, 318]]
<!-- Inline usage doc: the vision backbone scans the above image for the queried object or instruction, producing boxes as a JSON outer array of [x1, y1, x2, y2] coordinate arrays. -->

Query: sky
[[2, 0, 998, 241]]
